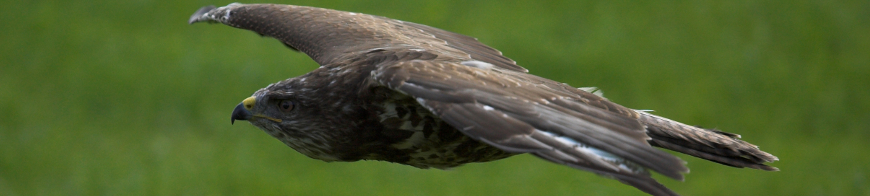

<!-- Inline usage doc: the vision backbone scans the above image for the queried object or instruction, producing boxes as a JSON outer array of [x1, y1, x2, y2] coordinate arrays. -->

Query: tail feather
[[637, 111, 779, 171]]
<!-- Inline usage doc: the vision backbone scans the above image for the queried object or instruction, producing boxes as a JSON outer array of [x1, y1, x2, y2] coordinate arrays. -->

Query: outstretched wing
[[371, 59, 688, 196], [188, 3, 526, 72]]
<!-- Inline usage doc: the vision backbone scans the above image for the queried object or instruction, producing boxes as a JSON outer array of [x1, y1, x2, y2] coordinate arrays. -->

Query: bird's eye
[[278, 100, 295, 112]]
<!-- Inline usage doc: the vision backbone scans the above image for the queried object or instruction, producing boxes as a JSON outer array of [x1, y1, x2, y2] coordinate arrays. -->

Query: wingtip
[[188, 5, 217, 24]]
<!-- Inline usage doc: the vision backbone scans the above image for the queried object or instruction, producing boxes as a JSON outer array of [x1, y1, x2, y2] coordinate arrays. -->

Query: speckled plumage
[[191, 4, 778, 196]]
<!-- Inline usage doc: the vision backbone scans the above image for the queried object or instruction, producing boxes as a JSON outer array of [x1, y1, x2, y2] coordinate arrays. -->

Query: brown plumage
[[189, 3, 778, 196]]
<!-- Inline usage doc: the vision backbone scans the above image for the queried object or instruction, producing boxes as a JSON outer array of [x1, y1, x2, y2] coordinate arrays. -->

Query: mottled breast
[[368, 87, 515, 169]]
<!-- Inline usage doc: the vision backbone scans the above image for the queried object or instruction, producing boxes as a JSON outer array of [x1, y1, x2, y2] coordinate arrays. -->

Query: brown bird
[[189, 3, 778, 196]]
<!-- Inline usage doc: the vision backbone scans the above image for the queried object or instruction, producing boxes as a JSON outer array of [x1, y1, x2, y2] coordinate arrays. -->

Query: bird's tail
[[637, 111, 779, 171]]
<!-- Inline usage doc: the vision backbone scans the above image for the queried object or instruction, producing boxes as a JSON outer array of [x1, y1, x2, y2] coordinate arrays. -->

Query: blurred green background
[[2, 0, 868, 195]]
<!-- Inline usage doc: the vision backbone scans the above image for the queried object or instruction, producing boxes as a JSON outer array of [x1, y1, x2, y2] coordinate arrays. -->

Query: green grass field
[[2, 0, 868, 195]]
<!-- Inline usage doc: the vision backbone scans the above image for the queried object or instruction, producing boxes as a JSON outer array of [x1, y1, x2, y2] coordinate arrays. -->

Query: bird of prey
[[189, 3, 778, 196]]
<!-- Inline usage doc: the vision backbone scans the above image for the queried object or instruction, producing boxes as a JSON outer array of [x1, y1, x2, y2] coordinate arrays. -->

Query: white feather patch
[[538, 130, 642, 172], [578, 87, 604, 97], [461, 60, 494, 70]]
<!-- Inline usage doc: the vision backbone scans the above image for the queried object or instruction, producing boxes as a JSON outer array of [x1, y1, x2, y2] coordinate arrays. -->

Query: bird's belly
[[370, 87, 515, 168], [398, 133, 516, 169]]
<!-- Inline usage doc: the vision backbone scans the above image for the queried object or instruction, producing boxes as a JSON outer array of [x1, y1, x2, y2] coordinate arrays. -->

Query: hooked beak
[[231, 102, 252, 124], [231, 97, 256, 124]]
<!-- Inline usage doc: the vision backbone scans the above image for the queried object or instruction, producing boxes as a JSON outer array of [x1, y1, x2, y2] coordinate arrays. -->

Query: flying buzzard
[[189, 3, 777, 196]]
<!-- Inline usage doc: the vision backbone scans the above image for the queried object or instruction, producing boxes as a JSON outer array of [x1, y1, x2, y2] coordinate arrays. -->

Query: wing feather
[[399, 22, 528, 72], [189, 3, 527, 72], [373, 60, 688, 195]]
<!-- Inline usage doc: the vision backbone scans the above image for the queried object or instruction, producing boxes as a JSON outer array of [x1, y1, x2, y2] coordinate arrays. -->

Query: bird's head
[[229, 78, 350, 161]]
